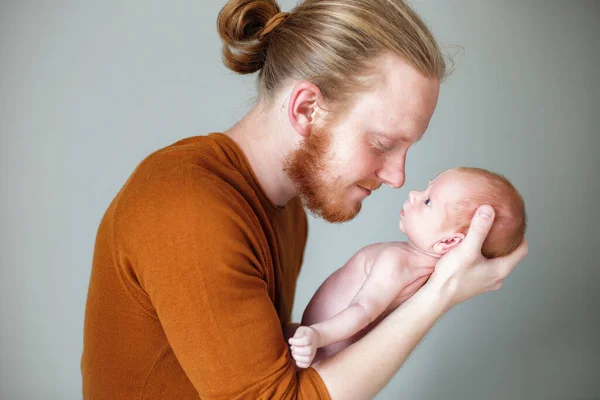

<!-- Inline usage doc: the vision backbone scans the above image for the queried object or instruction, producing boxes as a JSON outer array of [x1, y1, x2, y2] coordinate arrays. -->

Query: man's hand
[[288, 326, 321, 369], [428, 205, 529, 311]]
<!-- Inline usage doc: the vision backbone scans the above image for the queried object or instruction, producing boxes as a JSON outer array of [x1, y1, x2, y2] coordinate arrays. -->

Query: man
[[82, 0, 528, 398]]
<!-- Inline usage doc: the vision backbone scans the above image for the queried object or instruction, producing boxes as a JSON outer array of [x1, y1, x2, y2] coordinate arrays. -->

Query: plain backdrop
[[1, 1, 598, 399]]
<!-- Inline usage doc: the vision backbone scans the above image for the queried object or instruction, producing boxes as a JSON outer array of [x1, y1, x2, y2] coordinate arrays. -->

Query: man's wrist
[[405, 280, 452, 318], [420, 278, 456, 314]]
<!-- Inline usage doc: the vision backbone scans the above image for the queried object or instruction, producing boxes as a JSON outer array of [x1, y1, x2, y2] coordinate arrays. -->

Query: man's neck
[[223, 101, 298, 207]]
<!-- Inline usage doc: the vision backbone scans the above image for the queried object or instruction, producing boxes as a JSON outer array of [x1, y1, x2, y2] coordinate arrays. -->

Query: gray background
[[1, 0, 598, 399]]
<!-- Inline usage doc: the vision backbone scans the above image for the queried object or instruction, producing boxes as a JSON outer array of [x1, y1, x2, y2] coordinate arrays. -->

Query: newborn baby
[[289, 167, 527, 368]]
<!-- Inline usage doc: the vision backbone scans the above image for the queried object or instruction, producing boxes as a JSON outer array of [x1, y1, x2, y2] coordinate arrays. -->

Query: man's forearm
[[312, 283, 448, 400]]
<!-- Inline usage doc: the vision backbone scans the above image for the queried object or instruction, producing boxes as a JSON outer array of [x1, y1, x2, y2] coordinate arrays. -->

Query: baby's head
[[399, 167, 526, 258]]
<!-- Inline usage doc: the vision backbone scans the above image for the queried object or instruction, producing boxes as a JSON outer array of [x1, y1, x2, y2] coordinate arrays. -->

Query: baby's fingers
[[293, 354, 314, 369], [289, 335, 311, 346], [290, 344, 313, 356], [295, 360, 311, 369]]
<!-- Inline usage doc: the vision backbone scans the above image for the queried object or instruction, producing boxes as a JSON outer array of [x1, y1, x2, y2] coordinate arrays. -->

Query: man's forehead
[[353, 58, 439, 123]]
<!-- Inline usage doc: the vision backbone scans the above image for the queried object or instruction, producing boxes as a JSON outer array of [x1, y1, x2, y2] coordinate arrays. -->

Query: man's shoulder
[[101, 136, 260, 239], [132, 134, 228, 184], [121, 135, 250, 207]]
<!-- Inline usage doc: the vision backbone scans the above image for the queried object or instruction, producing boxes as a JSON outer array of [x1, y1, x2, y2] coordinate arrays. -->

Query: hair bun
[[217, 0, 283, 74], [258, 12, 289, 39]]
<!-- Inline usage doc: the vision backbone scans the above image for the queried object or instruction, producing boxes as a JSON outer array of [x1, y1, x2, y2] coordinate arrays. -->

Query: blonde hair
[[442, 168, 527, 259], [217, 0, 451, 111]]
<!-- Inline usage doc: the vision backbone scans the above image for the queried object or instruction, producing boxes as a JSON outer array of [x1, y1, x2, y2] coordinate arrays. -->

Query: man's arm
[[128, 171, 330, 399], [313, 205, 528, 399]]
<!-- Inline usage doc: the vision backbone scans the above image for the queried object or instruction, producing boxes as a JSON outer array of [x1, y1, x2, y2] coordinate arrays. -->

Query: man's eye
[[374, 138, 395, 153], [424, 198, 431, 207], [375, 141, 390, 152]]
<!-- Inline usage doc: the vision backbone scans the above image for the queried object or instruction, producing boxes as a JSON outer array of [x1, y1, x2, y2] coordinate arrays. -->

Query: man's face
[[399, 169, 466, 251], [284, 55, 440, 223]]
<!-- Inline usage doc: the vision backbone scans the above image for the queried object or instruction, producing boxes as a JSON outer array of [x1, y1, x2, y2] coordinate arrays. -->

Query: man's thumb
[[464, 205, 495, 252]]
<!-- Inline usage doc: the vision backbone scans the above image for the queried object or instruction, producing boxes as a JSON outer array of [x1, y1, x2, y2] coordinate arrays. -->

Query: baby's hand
[[288, 326, 321, 369]]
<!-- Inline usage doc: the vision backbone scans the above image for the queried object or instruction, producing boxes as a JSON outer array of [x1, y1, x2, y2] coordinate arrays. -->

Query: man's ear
[[432, 233, 465, 255], [288, 81, 325, 137]]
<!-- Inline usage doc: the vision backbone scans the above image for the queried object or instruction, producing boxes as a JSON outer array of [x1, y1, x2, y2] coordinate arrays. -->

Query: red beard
[[283, 127, 362, 223]]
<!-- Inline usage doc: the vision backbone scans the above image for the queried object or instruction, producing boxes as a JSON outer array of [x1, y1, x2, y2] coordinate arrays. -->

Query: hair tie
[[259, 12, 289, 39]]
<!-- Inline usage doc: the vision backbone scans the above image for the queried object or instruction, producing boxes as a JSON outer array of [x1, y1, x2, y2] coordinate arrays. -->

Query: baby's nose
[[409, 191, 418, 204]]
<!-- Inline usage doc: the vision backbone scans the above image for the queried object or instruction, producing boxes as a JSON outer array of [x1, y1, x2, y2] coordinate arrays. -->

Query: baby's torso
[[301, 242, 436, 359]]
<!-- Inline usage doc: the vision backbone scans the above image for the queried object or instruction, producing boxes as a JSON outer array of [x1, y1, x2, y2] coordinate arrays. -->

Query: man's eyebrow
[[375, 130, 410, 141], [375, 131, 398, 141]]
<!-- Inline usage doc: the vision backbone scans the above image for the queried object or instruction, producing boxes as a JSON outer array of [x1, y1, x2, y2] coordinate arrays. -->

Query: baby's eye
[[424, 198, 431, 207]]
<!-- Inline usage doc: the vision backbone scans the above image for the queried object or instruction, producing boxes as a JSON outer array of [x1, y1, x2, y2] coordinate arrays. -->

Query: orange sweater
[[81, 133, 330, 399]]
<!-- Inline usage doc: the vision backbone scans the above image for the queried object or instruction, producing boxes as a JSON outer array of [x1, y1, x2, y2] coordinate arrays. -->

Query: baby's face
[[399, 169, 466, 253]]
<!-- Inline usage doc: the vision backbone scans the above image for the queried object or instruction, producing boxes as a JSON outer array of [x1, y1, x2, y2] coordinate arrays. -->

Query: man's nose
[[376, 160, 406, 189]]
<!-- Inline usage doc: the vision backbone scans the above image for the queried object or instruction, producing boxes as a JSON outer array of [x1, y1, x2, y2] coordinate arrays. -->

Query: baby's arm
[[289, 247, 410, 368]]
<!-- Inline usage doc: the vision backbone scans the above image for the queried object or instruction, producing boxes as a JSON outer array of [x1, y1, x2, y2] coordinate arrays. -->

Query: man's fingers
[[462, 205, 495, 255], [493, 237, 529, 278]]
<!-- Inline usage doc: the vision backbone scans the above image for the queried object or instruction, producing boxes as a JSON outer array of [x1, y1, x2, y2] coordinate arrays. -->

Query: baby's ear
[[433, 233, 465, 255]]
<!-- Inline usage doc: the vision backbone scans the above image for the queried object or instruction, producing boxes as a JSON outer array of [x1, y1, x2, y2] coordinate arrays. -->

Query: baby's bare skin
[[289, 170, 490, 368], [291, 241, 437, 366]]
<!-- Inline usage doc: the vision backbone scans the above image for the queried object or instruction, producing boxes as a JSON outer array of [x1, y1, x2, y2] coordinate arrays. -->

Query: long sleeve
[[82, 137, 330, 399]]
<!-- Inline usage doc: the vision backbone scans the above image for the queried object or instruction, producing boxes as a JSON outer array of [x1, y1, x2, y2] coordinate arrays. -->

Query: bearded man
[[81, 1, 527, 399]]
